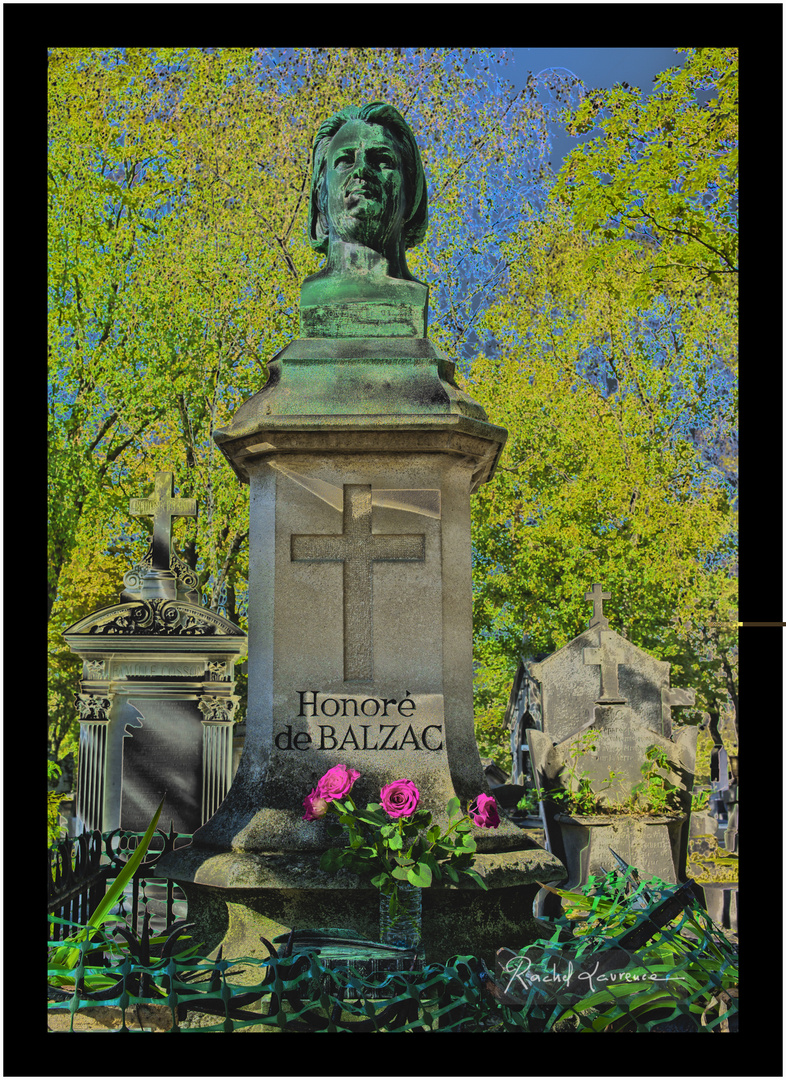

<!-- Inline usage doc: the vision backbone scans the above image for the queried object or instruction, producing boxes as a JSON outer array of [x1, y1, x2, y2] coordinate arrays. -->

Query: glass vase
[[379, 882, 422, 949]]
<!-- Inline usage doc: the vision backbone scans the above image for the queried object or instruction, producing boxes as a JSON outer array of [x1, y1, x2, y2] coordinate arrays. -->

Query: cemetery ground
[[48, 720, 737, 1034]]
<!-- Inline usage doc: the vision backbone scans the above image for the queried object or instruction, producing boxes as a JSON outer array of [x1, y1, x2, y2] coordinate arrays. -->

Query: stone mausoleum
[[64, 472, 247, 836]]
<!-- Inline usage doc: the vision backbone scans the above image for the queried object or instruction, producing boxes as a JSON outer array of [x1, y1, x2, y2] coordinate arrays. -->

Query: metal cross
[[129, 472, 198, 570], [291, 484, 426, 682], [585, 583, 611, 629]]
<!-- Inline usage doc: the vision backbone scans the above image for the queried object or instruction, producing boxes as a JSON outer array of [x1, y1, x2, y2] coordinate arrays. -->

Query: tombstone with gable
[[63, 472, 247, 836], [525, 585, 698, 913]]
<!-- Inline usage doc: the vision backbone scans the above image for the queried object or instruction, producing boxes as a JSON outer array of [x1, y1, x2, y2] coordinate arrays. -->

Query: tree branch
[[87, 411, 119, 454]]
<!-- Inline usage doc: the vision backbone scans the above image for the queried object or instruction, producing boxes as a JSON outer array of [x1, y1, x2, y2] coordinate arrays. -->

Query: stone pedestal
[[554, 812, 687, 888], [180, 883, 556, 973], [155, 336, 566, 960]]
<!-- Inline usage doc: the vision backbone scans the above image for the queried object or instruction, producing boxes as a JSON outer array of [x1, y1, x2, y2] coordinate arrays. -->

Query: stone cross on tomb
[[583, 632, 628, 704], [129, 472, 197, 570], [291, 483, 425, 681], [585, 582, 611, 630]]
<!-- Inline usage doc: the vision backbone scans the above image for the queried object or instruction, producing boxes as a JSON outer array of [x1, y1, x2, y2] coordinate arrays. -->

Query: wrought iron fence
[[48, 830, 109, 945], [48, 826, 191, 944]]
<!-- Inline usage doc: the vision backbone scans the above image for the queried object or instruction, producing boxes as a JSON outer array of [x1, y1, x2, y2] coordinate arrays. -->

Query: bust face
[[322, 119, 408, 253]]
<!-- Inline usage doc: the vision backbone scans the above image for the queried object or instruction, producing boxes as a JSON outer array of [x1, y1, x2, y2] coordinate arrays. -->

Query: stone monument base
[[167, 844, 565, 971]]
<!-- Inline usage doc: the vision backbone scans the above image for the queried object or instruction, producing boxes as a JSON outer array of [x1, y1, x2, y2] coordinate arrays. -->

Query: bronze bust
[[302, 103, 429, 335]]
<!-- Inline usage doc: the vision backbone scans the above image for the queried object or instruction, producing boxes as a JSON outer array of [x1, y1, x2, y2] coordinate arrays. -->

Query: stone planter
[[534, 812, 686, 919]]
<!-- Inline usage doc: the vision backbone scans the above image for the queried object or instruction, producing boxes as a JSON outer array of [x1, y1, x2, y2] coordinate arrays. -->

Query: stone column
[[199, 696, 238, 824], [74, 693, 112, 833]]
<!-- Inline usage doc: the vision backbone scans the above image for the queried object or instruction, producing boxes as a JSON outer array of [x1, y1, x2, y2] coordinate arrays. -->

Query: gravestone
[[64, 472, 247, 835], [526, 583, 696, 746], [526, 585, 698, 904], [154, 103, 565, 964]]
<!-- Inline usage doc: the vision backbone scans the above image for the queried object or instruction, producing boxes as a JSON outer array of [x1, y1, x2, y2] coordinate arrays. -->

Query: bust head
[[308, 103, 428, 270]]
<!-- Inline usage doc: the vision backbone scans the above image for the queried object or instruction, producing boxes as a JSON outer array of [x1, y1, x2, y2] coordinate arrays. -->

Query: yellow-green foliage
[[467, 48, 737, 736], [49, 47, 552, 779]]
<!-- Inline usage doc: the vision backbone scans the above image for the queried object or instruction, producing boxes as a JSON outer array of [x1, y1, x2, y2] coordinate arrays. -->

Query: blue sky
[[506, 47, 685, 168]]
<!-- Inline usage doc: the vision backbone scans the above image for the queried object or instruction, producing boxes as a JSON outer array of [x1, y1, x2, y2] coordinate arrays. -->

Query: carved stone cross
[[129, 472, 198, 570], [291, 484, 425, 681], [585, 582, 611, 629], [583, 632, 628, 704]]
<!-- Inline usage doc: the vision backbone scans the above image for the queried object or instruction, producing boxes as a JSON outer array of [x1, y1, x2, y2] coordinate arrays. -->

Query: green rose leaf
[[407, 861, 433, 888], [420, 851, 441, 880], [446, 796, 461, 820], [461, 867, 488, 891], [320, 848, 342, 873]]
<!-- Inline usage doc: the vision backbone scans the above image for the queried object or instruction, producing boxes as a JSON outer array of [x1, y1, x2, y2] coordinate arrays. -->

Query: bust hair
[[308, 102, 428, 254]]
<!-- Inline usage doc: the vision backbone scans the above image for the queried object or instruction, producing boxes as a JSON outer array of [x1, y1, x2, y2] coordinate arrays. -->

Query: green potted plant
[[527, 724, 697, 916]]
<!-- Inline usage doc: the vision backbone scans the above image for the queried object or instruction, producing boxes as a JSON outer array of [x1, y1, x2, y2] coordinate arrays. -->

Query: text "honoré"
[[297, 690, 417, 718]]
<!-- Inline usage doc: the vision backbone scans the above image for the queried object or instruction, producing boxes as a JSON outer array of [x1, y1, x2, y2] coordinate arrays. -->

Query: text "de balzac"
[[274, 690, 443, 752]]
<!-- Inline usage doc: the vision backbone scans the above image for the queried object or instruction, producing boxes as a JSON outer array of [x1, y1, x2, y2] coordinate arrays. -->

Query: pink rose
[[469, 793, 500, 829], [316, 763, 360, 802], [380, 779, 420, 819], [302, 789, 329, 821]]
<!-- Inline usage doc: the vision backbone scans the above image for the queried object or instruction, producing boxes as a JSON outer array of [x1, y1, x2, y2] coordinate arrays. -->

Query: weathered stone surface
[[528, 628, 689, 745], [528, 708, 697, 916], [553, 813, 687, 885], [48, 1004, 179, 1032], [161, 445, 528, 871], [179, 844, 565, 969], [531, 704, 699, 810], [65, 615, 246, 835]]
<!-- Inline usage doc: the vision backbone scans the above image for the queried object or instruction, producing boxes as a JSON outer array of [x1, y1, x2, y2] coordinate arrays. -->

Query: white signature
[[503, 954, 690, 997]]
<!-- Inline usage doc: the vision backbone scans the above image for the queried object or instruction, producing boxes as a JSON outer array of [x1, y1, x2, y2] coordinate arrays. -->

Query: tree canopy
[[468, 47, 737, 757], [48, 47, 737, 781], [47, 47, 555, 767]]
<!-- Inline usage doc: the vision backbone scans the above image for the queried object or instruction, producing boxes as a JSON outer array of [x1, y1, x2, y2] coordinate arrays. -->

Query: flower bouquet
[[303, 764, 501, 938]]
